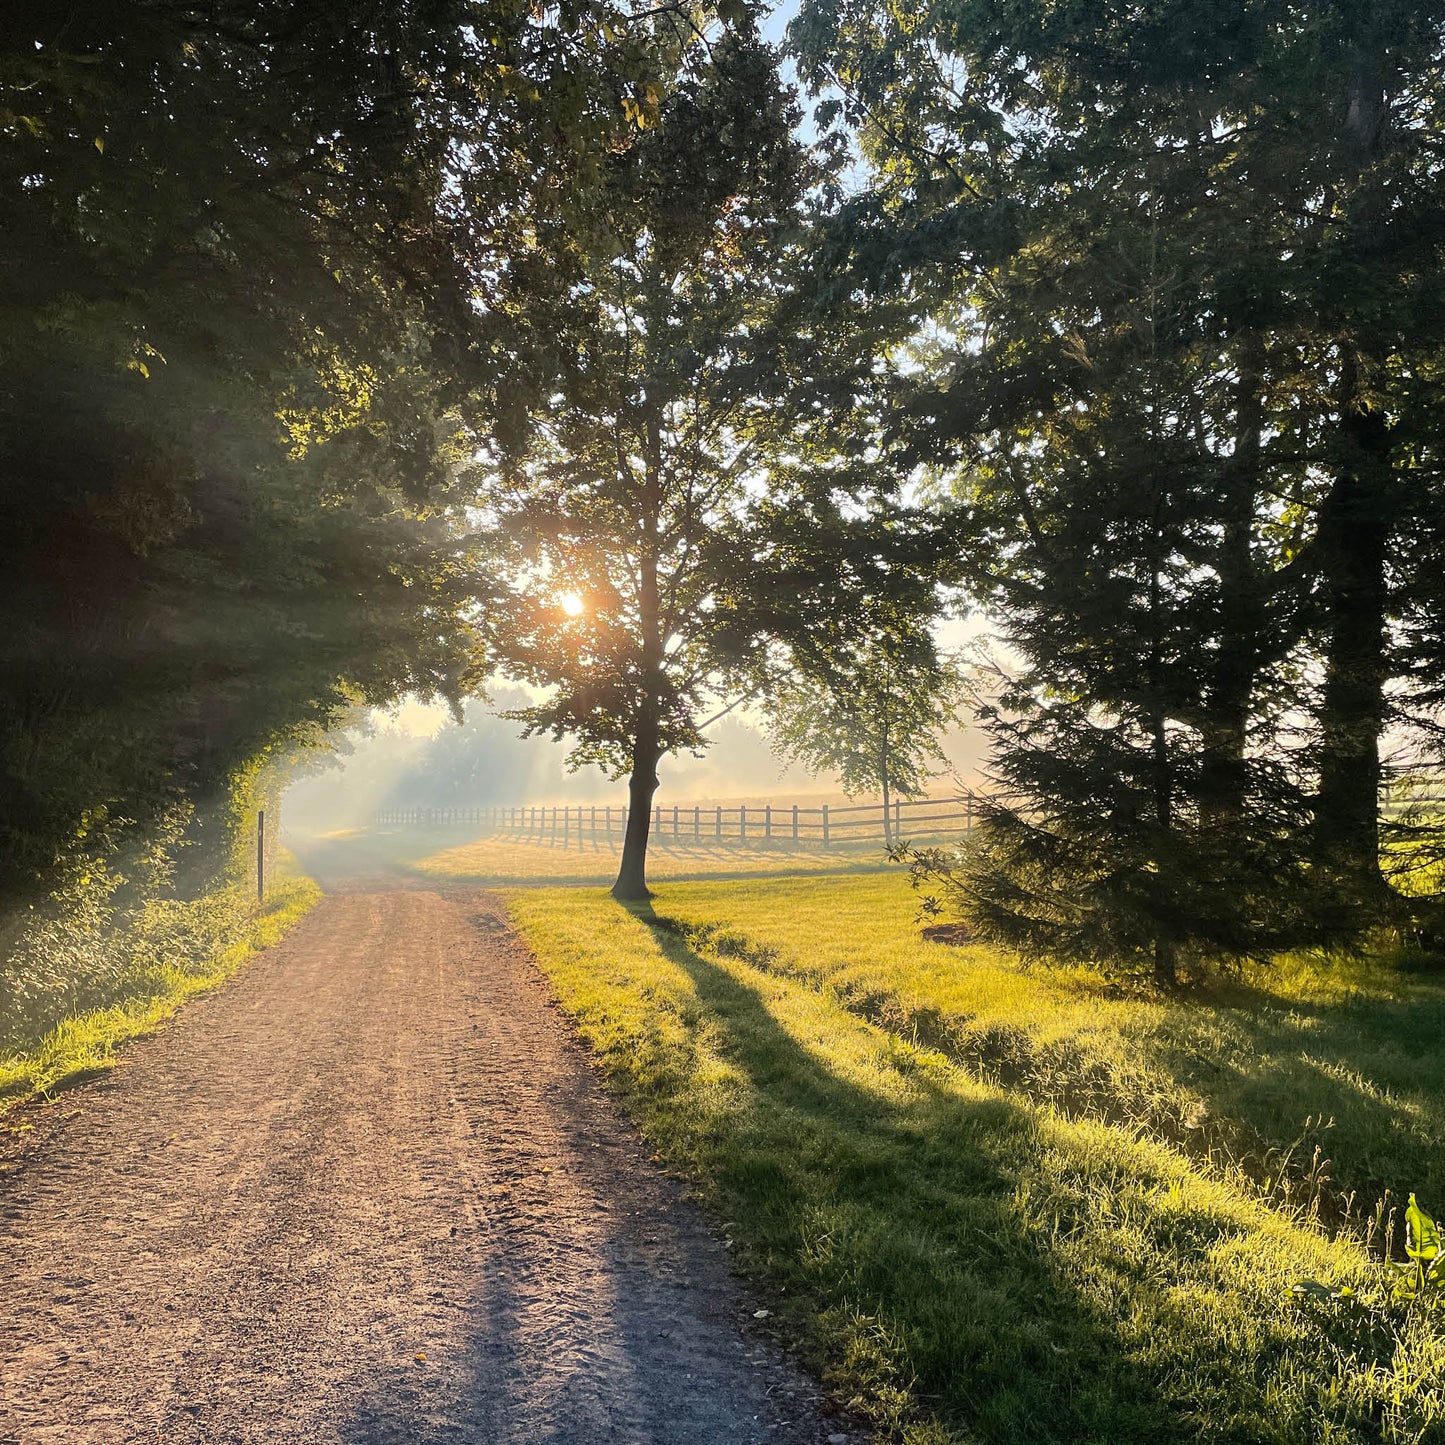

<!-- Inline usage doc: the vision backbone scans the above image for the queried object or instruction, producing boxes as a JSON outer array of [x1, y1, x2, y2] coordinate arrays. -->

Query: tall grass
[[0, 866, 319, 1112], [509, 873, 1445, 1444]]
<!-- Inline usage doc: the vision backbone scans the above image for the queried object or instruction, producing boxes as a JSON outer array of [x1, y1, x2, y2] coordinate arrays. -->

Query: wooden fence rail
[[373, 794, 981, 847]]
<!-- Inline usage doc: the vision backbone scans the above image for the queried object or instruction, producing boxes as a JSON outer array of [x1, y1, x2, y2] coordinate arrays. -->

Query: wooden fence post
[[740, 804, 747, 842], [715, 805, 722, 840], [822, 804, 830, 846], [792, 804, 799, 841], [694, 805, 700, 841]]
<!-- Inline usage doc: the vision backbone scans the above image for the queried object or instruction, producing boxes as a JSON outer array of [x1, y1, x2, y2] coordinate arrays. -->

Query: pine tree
[[789, 0, 1445, 973]]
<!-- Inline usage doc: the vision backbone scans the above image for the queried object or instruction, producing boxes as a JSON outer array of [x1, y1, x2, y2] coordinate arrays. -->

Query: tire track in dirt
[[0, 889, 862, 1445]]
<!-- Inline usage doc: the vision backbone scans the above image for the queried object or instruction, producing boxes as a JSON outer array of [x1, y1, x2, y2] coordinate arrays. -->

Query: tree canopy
[[0, 0, 653, 910]]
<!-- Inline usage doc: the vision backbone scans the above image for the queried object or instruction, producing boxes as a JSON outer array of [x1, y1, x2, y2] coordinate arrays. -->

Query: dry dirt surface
[[0, 889, 864, 1445]]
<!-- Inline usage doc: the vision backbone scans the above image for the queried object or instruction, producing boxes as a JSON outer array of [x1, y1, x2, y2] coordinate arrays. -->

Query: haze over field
[[283, 686, 989, 836]]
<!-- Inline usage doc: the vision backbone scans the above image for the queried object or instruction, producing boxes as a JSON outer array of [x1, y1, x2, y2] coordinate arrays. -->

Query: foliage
[[788, 0, 1445, 976], [0, 752, 310, 1067], [765, 619, 965, 843], [0, 1, 678, 920], [1393, 1194, 1445, 1305]]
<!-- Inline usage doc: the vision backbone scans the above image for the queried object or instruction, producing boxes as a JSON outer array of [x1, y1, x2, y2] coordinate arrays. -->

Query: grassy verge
[[0, 867, 319, 1114], [509, 872, 1445, 1445]]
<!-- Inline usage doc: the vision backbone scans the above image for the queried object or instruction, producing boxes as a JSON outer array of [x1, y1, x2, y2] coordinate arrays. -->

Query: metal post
[[256, 809, 265, 903]]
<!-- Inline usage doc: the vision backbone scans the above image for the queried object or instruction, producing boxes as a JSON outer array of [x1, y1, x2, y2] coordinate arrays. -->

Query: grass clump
[[0, 865, 318, 1112], [508, 872, 1445, 1444]]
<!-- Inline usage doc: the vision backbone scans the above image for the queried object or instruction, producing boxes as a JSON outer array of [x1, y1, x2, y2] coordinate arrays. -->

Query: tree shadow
[[1141, 975, 1445, 1207], [621, 900, 1203, 1444]]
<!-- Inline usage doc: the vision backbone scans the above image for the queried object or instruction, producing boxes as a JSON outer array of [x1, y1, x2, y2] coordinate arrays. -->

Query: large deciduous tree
[[479, 20, 941, 899], [479, 25, 807, 901]]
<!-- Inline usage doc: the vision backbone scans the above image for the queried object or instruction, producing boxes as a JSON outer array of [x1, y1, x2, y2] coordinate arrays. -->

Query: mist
[[283, 685, 988, 837]]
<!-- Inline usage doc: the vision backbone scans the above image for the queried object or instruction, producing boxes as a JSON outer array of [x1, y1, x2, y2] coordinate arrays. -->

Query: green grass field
[[295, 824, 892, 887], [508, 871, 1445, 1445]]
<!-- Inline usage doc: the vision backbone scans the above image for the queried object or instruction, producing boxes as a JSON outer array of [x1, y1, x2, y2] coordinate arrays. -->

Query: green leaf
[[1407, 1194, 1440, 1262]]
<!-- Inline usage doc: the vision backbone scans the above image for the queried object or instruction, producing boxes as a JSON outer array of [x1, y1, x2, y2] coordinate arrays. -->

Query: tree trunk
[[1201, 356, 1266, 829], [612, 721, 662, 901], [612, 401, 665, 903], [1153, 938, 1178, 991], [1150, 704, 1179, 989], [1312, 38, 1395, 908], [1314, 391, 1392, 898], [880, 700, 893, 848]]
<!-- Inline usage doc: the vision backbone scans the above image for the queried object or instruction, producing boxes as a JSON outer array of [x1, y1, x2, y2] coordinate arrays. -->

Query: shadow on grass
[[621, 900, 1191, 1445], [1145, 978, 1445, 1210], [649, 897, 1445, 1235]]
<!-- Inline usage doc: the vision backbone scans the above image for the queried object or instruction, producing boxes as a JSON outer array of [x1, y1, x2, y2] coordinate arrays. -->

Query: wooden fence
[[373, 793, 980, 847]]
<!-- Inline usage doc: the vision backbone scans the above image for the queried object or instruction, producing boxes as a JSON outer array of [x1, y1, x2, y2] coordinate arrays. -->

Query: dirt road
[[0, 889, 856, 1444]]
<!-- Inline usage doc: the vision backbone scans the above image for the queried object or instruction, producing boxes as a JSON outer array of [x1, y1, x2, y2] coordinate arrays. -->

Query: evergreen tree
[[792, 0, 1445, 972]]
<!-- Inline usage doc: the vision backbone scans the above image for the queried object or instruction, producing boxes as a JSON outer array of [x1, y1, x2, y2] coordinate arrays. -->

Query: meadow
[[296, 823, 893, 887], [507, 869, 1445, 1445]]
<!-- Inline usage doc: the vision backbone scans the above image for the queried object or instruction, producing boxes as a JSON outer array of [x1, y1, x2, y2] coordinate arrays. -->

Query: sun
[[559, 592, 585, 617]]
